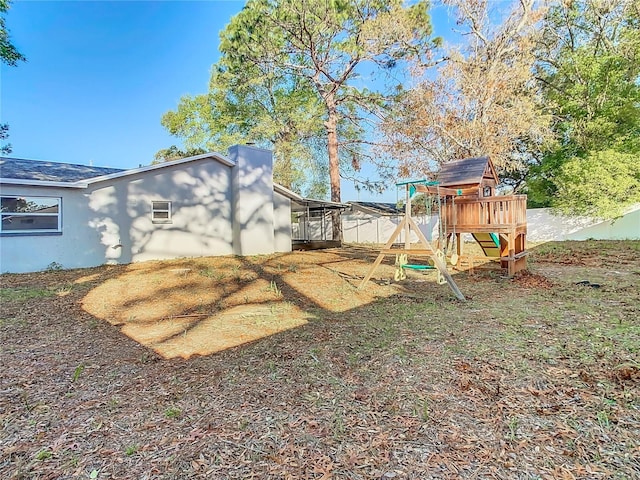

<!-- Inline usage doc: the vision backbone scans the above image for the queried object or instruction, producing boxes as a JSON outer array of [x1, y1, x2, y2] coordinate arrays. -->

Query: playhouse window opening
[[0, 196, 61, 234], [151, 201, 172, 223]]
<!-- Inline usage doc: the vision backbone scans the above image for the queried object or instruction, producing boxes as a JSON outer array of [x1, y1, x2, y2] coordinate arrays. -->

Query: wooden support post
[[513, 232, 527, 273], [404, 185, 411, 250], [507, 230, 516, 277]]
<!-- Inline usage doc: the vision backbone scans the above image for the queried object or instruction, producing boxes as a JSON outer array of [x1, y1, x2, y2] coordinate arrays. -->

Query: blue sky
[[2, 0, 455, 203]]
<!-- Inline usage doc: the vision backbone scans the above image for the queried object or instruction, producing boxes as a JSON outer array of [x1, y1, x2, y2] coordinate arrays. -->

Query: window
[[483, 186, 492, 197], [1, 196, 61, 234], [151, 201, 172, 223]]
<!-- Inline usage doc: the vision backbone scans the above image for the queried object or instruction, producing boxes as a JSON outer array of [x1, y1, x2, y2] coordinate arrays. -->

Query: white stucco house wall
[[0, 145, 294, 273]]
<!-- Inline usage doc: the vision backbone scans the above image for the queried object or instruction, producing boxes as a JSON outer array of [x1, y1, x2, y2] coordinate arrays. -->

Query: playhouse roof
[[437, 156, 498, 187]]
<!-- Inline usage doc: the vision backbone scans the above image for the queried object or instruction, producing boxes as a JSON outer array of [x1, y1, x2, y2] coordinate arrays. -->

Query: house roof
[[348, 201, 403, 215], [290, 197, 348, 212], [273, 183, 304, 202], [0, 153, 235, 188], [0, 156, 338, 210], [1, 153, 351, 213], [0, 157, 125, 182], [436, 156, 498, 187]]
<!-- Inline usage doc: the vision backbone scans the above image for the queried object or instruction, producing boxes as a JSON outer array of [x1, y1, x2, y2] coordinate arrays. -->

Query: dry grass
[[1, 241, 639, 479]]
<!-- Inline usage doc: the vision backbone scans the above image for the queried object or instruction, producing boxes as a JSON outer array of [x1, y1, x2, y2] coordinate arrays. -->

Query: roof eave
[[83, 152, 235, 185], [273, 183, 304, 202], [0, 178, 88, 189]]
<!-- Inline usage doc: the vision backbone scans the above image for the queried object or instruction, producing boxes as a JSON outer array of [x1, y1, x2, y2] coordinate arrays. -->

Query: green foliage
[[164, 406, 181, 418], [153, 145, 206, 164], [161, 57, 328, 194], [125, 445, 138, 456], [1, 1, 24, 155], [35, 449, 52, 461], [528, 0, 640, 216], [553, 150, 640, 218], [0, 286, 56, 302], [1, 122, 12, 155], [161, 1, 331, 194], [72, 364, 85, 383], [0, 0, 25, 67]]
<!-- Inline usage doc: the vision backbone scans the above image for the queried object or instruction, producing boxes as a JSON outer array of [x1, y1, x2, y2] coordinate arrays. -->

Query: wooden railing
[[442, 195, 527, 233]]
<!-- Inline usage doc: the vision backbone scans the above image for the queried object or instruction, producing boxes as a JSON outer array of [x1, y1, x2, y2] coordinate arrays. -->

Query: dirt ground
[[78, 247, 401, 359], [1, 241, 639, 479]]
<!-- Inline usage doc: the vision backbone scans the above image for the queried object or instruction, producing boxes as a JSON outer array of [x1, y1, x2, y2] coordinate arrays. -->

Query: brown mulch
[[1, 241, 639, 479], [511, 270, 555, 289]]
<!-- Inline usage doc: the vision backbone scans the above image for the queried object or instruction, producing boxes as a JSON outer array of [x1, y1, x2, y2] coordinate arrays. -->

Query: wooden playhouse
[[359, 156, 528, 300], [421, 156, 528, 276]]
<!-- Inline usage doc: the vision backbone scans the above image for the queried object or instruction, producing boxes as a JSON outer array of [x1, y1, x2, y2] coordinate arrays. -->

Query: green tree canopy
[[528, 0, 640, 217], [0, 0, 24, 67], [161, 50, 329, 195], [152, 145, 207, 164], [554, 150, 640, 217], [162, 0, 437, 238], [1, 0, 25, 155]]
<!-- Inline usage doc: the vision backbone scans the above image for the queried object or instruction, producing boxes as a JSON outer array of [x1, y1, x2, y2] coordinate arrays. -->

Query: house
[[0, 145, 295, 273]]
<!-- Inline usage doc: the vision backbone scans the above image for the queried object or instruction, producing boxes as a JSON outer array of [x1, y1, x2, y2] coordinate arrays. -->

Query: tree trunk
[[325, 95, 343, 242]]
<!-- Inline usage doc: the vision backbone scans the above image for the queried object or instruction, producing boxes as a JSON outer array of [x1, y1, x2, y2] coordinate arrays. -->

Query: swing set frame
[[357, 180, 466, 301]]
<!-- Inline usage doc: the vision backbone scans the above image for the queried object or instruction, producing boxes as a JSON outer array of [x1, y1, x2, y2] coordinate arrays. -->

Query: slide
[[471, 232, 502, 257]]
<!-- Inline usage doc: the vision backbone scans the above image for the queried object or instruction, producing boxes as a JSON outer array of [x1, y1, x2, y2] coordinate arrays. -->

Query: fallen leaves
[[1, 243, 639, 479]]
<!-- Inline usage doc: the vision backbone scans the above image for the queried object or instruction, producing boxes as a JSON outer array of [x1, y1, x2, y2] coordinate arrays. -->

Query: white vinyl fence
[[342, 212, 441, 244], [526, 206, 640, 241], [291, 204, 639, 245], [337, 206, 639, 244]]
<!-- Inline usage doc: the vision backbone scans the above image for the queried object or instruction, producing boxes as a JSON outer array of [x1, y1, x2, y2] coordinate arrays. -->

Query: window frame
[[151, 200, 172, 224], [0, 195, 62, 235]]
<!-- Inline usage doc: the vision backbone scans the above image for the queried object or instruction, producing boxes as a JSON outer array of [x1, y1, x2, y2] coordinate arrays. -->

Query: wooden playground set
[[358, 156, 528, 301]]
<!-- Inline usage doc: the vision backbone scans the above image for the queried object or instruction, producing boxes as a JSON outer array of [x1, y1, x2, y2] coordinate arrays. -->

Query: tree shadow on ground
[[79, 246, 468, 359]]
